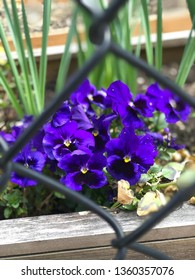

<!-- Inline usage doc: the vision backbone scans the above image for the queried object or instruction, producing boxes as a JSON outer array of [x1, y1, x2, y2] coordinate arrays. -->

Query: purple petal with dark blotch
[[52, 103, 71, 127], [106, 155, 140, 185], [61, 172, 83, 191]]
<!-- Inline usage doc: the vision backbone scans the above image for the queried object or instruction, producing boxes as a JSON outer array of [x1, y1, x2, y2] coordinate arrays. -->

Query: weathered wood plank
[[2, 238, 195, 260], [0, 203, 194, 259]]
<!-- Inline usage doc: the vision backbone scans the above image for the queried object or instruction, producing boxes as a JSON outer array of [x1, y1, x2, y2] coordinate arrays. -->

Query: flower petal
[[107, 155, 140, 185], [61, 172, 83, 191], [84, 170, 107, 189]]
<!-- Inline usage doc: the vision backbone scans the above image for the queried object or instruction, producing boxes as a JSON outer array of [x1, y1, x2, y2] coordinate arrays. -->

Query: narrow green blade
[[56, 7, 79, 92], [21, 0, 41, 113], [155, 0, 162, 70], [140, 0, 153, 66], [186, 0, 195, 22], [39, 0, 52, 110]]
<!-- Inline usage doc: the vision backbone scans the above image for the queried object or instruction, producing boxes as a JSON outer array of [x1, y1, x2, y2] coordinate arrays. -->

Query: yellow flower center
[[170, 99, 177, 108], [92, 130, 99, 137], [123, 155, 131, 163], [64, 139, 71, 147], [81, 167, 88, 174], [88, 94, 93, 101], [24, 163, 29, 168]]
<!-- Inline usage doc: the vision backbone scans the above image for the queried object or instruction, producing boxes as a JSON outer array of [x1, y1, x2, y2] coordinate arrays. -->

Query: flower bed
[[1, 78, 194, 220]]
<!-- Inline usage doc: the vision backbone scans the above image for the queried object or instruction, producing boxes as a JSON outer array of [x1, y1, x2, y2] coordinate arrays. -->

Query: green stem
[[156, 181, 177, 189], [110, 201, 122, 209]]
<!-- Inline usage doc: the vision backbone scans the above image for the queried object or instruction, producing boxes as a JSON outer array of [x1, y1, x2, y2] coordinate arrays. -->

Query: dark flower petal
[[106, 138, 124, 157], [70, 79, 96, 111], [106, 80, 132, 111], [58, 151, 90, 173], [88, 153, 107, 170], [146, 83, 190, 123], [11, 173, 37, 187], [71, 105, 93, 130], [52, 102, 71, 127], [61, 172, 83, 191], [11, 148, 45, 187], [134, 94, 154, 117], [83, 170, 107, 189], [75, 130, 95, 149], [107, 155, 140, 185], [118, 105, 144, 129]]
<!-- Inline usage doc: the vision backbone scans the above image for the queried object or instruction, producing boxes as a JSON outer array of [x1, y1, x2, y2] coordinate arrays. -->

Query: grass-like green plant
[[176, 0, 195, 87], [75, 0, 163, 92], [75, 0, 195, 92], [1, 0, 194, 118], [0, 0, 77, 118]]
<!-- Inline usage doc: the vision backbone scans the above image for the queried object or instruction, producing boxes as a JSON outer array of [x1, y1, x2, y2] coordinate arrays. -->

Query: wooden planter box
[[0, 202, 194, 259]]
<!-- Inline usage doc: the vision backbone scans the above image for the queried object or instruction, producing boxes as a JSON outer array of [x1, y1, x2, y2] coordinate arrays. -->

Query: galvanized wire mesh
[[0, 0, 195, 260]]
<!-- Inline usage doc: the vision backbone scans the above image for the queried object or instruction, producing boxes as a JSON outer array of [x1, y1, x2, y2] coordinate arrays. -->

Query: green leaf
[[139, 173, 150, 183], [176, 18, 195, 87], [56, 7, 78, 92], [162, 166, 177, 181], [162, 162, 185, 180], [39, 0, 52, 110], [155, 0, 162, 70], [10, 0, 36, 114], [155, 113, 167, 130], [0, 71, 23, 117], [54, 192, 65, 199], [140, 0, 153, 65], [177, 168, 195, 189], [21, 0, 41, 113], [16, 207, 27, 217], [149, 163, 162, 174], [4, 207, 13, 219], [186, 0, 195, 23]]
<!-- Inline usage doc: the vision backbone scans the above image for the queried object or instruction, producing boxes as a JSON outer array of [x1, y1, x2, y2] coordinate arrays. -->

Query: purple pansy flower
[[106, 81, 153, 128], [146, 83, 191, 123], [106, 128, 157, 185], [91, 113, 116, 152], [11, 145, 45, 187], [91, 88, 111, 109], [133, 94, 154, 117], [43, 120, 95, 161], [70, 79, 96, 113], [58, 150, 107, 191], [71, 105, 93, 130], [0, 115, 34, 145], [51, 101, 71, 127]]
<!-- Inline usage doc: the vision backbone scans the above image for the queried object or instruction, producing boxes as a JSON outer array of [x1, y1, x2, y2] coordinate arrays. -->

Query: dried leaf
[[117, 179, 134, 205], [188, 196, 195, 205], [137, 190, 166, 216], [164, 184, 178, 197]]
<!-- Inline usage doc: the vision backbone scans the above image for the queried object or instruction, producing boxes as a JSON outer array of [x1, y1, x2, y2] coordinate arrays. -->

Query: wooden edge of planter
[[0, 202, 194, 259], [0, 8, 191, 52]]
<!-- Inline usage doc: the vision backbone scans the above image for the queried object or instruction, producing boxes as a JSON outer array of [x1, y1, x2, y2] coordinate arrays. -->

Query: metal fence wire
[[0, 0, 195, 260]]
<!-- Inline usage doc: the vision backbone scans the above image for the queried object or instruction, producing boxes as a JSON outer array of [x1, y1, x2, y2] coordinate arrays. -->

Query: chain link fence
[[0, 0, 195, 260]]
